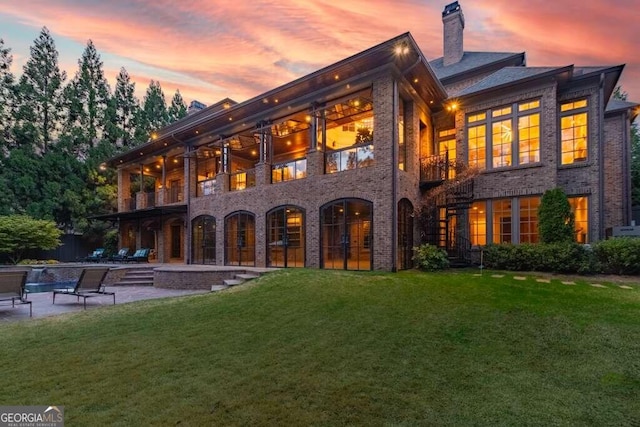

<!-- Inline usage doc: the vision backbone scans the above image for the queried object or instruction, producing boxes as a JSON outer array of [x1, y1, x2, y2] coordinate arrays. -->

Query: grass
[[1, 269, 639, 426]]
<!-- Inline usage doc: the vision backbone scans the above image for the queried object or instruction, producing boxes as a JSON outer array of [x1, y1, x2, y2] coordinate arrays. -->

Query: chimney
[[188, 100, 207, 114], [442, 1, 465, 66]]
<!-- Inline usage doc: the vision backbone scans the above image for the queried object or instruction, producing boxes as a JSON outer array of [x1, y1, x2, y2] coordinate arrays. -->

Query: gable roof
[[606, 99, 640, 120], [429, 51, 525, 81]]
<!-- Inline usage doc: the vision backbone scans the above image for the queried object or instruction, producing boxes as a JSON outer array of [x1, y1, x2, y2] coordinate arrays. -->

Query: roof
[[110, 32, 447, 167], [429, 51, 525, 80], [454, 66, 571, 97], [606, 99, 640, 120]]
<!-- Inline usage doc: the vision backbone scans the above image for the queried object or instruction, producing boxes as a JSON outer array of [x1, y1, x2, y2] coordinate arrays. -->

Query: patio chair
[[52, 267, 114, 309], [125, 248, 150, 263], [83, 248, 106, 263], [109, 248, 130, 263], [0, 270, 32, 317]]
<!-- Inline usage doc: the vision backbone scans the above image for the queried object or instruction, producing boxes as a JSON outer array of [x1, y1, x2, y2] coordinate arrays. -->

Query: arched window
[[267, 206, 305, 268], [192, 215, 216, 264], [225, 211, 255, 266], [321, 199, 372, 271]]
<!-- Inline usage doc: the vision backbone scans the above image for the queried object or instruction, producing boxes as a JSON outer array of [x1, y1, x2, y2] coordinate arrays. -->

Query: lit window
[[519, 197, 540, 243], [468, 112, 486, 123], [469, 201, 486, 246], [492, 106, 512, 118], [568, 196, 588, 243], [560, 111, 588, 164], [519, 100, 540, 112], [518, 113, 540, 164], [492, 199, 512, 243], [560, 99, 587, 112], [492, 119, 512, 168], [438, 129, 456, 179], [468, 125, 486, 170]]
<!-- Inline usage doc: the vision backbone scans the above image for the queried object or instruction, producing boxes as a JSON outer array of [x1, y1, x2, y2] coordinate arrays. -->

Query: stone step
[[223, 279, 244, 287], [235, 273, 260, 280], [113, 280, 154, 286], [211, 284, 229, 292]]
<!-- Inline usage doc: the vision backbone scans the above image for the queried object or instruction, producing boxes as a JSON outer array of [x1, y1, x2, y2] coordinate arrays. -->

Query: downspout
[[598, 73, 605, 240], [623, 111, 632, 224], [391, 80, 399, 272]]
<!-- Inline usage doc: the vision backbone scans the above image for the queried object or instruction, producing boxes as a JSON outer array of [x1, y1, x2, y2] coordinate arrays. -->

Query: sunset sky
[[1, 0, 638, 107]]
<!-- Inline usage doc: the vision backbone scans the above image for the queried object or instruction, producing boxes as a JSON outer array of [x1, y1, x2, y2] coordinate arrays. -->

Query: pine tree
[[14, 27, 66, 154], [538, 188, 575, 244], [168, 89, 187, 123], [0, 39, 16, 154], [61, 40, 111, 158], [141, 80, 168, 137], [109, 67, 140, 148]]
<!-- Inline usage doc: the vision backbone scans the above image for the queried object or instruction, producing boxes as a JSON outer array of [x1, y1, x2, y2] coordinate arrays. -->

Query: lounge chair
[[109, 248, 130, 263], [0, 270, 32, 317], [125, 248, 150, 263], [83, 248, 106, 263], [52, 267, 114, 309]]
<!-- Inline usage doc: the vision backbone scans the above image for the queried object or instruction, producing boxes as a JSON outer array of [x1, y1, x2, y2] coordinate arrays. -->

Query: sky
[[0, 0, 638, 107]]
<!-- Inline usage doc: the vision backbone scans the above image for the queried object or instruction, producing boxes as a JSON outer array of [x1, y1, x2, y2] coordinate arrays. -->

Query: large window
[[469, 201, 486, 246], [492, 199, 512, 243], [568, 196, 589, 243], [519, 197, 540, 243], [225, 212, 255, 266], [272, 158, 307, 183], [324, 90, 375, 174], [192, 215, 216, 264], [560, 99, 588, 165], [321, 199, 372, 271], [267, 206, 305, 268], [398, 98, 407, 171], [438, 129, 456, 179], [467, 99, 541, 170]]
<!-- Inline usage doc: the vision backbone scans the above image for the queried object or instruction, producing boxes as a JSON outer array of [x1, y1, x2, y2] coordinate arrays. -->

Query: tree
[[14, 27, 66, 153], [0, 38, 16, 154], [0, 215, 62, 264], [61, 40, 111, 158], [140, 80, 168, 137], [613, 86, 640, 206], [168, 89, 188, 123], [538, 188, 575, 244], [108, 67, 140, 148]]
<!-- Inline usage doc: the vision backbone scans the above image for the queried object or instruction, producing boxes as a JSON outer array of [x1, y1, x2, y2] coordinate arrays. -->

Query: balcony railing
[[197, 178, 216, 197], [168, 187, 183, 204], [420, 154, 458, 183], [272, 158, 307, 183], [145, 191, 156, 208], [230, 169, 256, 191], [124, 198, 136, 211]]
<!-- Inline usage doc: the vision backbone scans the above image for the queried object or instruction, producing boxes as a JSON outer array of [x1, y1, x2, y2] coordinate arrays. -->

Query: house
[[101, 1, 638, 271]]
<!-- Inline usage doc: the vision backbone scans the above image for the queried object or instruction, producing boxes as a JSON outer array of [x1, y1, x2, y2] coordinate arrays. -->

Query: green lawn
[[1, 269, 639, 425]]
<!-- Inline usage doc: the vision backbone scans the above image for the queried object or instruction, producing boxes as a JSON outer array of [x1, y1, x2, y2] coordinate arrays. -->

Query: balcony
[[325, 144, 374, 174], [272, 158, 307, 183], [197, 178, 217, 197], [420, 154, 458, 190]]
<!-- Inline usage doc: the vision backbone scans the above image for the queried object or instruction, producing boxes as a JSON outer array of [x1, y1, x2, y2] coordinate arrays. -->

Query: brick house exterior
[[102, 2, 638, 271]]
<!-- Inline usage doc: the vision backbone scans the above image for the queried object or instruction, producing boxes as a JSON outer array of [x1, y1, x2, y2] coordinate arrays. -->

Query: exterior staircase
[[113, 267, 155, 286], [212, 272, 261, 291]]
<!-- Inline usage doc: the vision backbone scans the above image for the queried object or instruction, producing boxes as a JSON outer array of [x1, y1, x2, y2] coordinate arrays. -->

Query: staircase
[[212, 272, 261, 292], [113, 267, 155, 286]]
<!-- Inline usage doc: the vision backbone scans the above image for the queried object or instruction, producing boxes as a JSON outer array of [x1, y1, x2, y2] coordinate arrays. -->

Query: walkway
[[0, 285, 208, 323]]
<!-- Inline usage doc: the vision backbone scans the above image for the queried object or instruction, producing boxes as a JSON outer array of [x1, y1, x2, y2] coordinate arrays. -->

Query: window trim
[[559, 98, 589, 166]]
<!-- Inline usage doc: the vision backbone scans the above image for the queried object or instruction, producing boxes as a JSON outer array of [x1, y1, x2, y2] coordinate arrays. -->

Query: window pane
[[492, 119, 512, 168], [519, 197, 540, 243], [518, 113, 540, 164], [492, 199, 512, 243], [468, 124, 486, 170], [568, 196, 589, 243], [560, 112, 588, 164], [469, 201, 487, 246]]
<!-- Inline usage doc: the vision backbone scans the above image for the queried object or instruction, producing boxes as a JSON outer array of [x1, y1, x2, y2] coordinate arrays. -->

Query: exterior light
[[98, 163, 107, 171], [305, 115, 311, 122], [195, 130, 199, 134], [274, 99, 279, 103], [262, 98, 269, 104], [334, 74, 339, 80], [151, 132, 157, 140], [251, 150, 257, 156], [223, 102, 231, 109], [229, 117, 233, 121]]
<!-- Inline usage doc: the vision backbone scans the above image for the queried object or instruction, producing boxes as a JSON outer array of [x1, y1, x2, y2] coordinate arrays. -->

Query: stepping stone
[[513, 276, 527, 281], [473, 274, 482, 277], [491, 274, 504, 278], [619, 285, 633, 290], [561, 281, 576, 285], [536, 278, 551, 283], [590, 284, 606, 288]]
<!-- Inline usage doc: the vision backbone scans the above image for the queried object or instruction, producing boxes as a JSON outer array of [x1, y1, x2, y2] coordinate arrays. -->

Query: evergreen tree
[[61, 40, 111, 158], [108, 67, 140, 148], [141, 80, 168, 137], [613, 86, 640, 206], [0, 39, 16, 154], [14, 27, 66, 153], [168, 89, 187, 123], [538, 188, 575, 244]]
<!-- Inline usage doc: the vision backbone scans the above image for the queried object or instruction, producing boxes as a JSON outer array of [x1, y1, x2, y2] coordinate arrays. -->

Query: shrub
[[413, 244, 449, 271], [483, 242, 597, 274], [593, 237, 640, 275]]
